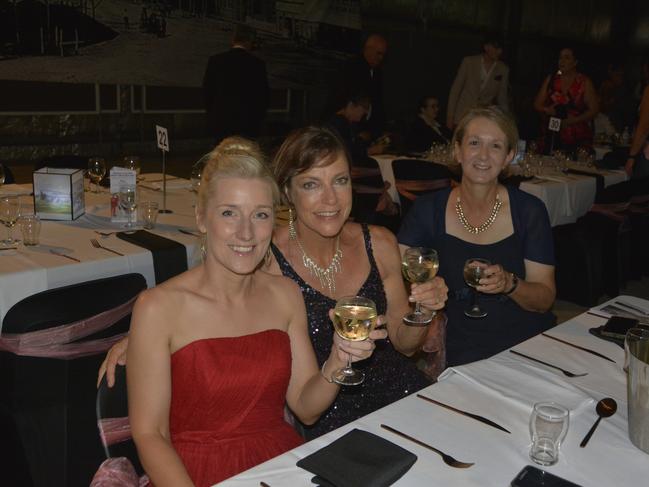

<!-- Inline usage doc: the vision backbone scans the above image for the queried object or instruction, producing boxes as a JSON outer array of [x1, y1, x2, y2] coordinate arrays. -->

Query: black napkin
[[566, 169, 605, 195], [296, 429, 417, 487], [116, 230, 188, 284]]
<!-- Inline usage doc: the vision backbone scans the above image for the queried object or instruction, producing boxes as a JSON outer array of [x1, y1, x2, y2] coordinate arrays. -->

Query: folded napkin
[[438, 352, 593, 413], [297, 429, 417, 487], [0, 184, 32, 197], [116, 230, 187, 284]]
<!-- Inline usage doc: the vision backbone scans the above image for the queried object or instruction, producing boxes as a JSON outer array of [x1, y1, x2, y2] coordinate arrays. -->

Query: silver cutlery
[[178, 229, 202, 238], [510, 350, 588, 377], [49, 249, 81, 262], [614, 300, 649, 316], [90, 238, 124, 256], [580, 398, 617, 447], [380, 424, 474, 468], [541, 333, 616, 363], [416, 394, 510, 433]]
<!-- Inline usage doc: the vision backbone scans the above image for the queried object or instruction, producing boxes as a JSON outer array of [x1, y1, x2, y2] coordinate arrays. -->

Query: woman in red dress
[[534, 47, 599, 154], [127, 138, 382, 487]]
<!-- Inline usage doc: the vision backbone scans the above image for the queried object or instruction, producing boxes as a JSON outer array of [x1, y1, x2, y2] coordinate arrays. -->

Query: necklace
[[290, 230, 343, 295], [455, 192, 502, 234]]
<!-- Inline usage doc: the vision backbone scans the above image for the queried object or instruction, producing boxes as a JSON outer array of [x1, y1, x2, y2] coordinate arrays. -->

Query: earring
[[200, 233, 207, 261], [264, 246, 272, 267], [288, 207, 297, 240]]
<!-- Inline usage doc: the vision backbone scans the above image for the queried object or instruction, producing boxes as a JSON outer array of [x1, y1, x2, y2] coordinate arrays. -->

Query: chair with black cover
[[392, 159, 452, 216], [35, 154, 89, 171], [0, 273, 147, 487], [350, 158, 400, 232], [96, 364, 144, 477]]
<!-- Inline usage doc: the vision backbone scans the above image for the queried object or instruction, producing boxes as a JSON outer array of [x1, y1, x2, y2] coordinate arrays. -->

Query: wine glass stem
[[6, 226, 11, 243], [472, 288, 479, 310], [414, 301, 422, 314], [346, 353, 353, 372]]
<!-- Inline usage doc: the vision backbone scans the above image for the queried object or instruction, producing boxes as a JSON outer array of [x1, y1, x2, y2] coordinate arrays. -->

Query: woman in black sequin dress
[[270, 125, 448, 438]]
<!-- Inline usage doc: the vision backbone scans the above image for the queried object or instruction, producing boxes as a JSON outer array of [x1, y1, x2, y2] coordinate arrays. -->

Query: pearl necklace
[[289, 225, 343, 294], [455, 193, 502, 235]]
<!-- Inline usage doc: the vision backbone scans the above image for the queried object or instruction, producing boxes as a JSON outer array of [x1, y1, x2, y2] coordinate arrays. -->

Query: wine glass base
[[403, 311, 435, 326], [464, 307, 488, 318], [332, 367, 365, 386]]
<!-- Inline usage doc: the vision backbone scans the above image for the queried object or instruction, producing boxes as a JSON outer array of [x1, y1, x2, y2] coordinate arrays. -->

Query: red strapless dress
[[164, 329, 303, 486]]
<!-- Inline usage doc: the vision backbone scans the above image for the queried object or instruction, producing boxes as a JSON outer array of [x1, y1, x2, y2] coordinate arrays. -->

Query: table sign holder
[[109, 167, 137, 224], [155, 124, 172, 214], [33, 167, 85, 220]]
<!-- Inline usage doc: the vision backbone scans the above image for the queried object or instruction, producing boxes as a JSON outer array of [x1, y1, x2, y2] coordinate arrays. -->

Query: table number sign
[[548, 117, 561, 132], [155, 125, 172, 213], [156, 125, 169, 152]]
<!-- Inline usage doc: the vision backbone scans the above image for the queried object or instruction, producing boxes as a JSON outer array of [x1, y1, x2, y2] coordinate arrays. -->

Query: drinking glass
[[190, 153, 209, 193], [463, 258, 491, 318], [0, 196, 21, 246], [529, 402, 569, 466], [123, 156, 141, 178], [140, 201, 159, 229], [119, 186, 137, 229], [88, 157, 106, 193], [18, 214, 41, 246], [402, 247, 439, 325], [331, 296, 378, 386]]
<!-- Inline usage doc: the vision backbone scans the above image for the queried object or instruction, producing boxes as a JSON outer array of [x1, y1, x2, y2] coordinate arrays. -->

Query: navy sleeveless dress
[[398, 186, 556, 367], [271, 224, 429, 439]]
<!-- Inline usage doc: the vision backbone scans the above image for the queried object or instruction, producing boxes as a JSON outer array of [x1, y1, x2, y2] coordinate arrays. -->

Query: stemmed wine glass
[[331, 296, 378, 386], [463, 258, 491, 318], [123, 156, 142, 179], [0, 196, 21, 246], [88, 157, 106, 193], [402, 247, 439, 325], [190, 154, 208, 193], [0, 164, 5, 186], [119, 185, 137, 230]]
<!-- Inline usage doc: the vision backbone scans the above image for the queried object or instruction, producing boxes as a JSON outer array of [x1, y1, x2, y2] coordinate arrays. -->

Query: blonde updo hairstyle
[[196, 136, 280, 220], [450, 106, 519, 178]]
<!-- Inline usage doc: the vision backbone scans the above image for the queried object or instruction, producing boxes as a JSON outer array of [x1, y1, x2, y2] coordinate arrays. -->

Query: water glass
[[140, 201, 159, 229], [529, 402, 569, 466], [19, 214, 41, 246], [123, 156, 141, 177]]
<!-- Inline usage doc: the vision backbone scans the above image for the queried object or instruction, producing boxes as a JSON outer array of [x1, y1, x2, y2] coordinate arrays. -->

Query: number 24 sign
[[156, 125, 170, 152]]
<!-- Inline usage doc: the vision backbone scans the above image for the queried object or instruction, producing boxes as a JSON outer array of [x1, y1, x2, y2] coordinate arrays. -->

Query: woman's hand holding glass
[[475, 262, 514, 295], [409, 276, 448, 313]]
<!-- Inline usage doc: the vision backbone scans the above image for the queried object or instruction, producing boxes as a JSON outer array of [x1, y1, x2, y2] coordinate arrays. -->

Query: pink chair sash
[[98, 417, 132, 447], [90, 457, 149, 487], [0, 296, 137, 359]]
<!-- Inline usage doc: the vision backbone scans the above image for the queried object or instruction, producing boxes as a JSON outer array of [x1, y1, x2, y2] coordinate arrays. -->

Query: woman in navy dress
[[398, 106, 556, 366]]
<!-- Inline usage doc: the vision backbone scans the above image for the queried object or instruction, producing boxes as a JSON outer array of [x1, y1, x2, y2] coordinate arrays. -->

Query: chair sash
[[0, 296, 137, 359], [396, 178, 450, 201], [90, 457, 149, 487], [98, 417, 132, 448]]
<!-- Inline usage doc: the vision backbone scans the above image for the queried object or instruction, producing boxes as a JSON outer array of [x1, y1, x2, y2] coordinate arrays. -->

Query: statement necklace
[[290, 227, 343, 295], [455, 193, 502, 235]]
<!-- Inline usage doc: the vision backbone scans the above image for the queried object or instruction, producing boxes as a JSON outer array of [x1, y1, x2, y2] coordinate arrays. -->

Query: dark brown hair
[[272, 125, 350, 203]]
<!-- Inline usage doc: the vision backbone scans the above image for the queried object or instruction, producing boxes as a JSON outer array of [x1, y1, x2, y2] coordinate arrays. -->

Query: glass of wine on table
[[331, 296, 378, 386], [402, 247, 439, 326]]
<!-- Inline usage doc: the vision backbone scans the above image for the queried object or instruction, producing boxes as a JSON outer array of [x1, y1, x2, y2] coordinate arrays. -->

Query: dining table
[[374, 154, 628, 227], [216, 295, 649, 487], [0, 173, 201, 327]]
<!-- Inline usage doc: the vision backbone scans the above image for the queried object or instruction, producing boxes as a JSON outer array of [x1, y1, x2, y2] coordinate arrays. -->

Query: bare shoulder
[[366, 224, 399, 257], [257, 270, 302, 303]]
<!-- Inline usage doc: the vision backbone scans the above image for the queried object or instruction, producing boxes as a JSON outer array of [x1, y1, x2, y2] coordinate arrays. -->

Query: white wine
[[463, 266, 483, 288], [333, 304, 378, 341], [402, 260, 439, 284]]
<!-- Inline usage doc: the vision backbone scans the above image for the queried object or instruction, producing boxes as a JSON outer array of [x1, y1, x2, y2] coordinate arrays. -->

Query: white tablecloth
[[217, 296, 649, 487], [374, 155, 628, 227], [0, 174, 201, 326]]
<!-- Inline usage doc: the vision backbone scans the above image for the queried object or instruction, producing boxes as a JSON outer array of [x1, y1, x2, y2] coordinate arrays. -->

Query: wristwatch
[[505, 273, 519, 295]]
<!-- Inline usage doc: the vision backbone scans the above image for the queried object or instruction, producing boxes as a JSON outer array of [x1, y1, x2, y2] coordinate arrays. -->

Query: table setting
[[217, 296, 649, 487]]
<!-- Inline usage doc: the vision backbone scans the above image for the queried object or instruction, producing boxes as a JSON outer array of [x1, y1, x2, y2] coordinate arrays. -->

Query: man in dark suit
[[324, 34, 388, 139], [202, 24, 269, 144]]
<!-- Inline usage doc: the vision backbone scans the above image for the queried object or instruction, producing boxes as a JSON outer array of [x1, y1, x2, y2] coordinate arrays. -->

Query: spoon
[[580, 398, 617, 447]]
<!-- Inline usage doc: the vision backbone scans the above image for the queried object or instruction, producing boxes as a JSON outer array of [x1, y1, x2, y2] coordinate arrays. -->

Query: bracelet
[[320, 360, 334, 383], [504, 273, 519, 295]]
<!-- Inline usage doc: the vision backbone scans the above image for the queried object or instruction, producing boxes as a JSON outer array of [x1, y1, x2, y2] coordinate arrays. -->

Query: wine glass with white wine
[[331, 296, 378, 386], [0, 195, 21, 246], [463, 258, 491, 318], [402, 247, 439, 325], [88, 157, 106, 194]]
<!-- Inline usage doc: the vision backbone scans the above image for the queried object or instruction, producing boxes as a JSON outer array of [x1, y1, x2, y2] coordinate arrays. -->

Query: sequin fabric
[[270, 224, 430, 439]]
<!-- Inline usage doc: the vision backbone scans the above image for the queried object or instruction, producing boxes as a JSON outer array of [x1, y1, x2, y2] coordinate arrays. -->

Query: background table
[[0, 174, 201, 326], [217, 296, 649, 486]]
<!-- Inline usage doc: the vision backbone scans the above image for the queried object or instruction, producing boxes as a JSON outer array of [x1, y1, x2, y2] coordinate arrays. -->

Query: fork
[[90, 238, 124, 256], [380, 424, 474, 468], [510, 350, 588, 377]]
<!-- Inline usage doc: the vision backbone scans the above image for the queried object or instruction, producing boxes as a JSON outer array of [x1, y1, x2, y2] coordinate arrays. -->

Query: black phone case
[[511, 466, 583, 487]]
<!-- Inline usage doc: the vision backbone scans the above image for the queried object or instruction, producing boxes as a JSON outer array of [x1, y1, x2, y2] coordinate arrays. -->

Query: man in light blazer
[[446, 35, 509, 130]]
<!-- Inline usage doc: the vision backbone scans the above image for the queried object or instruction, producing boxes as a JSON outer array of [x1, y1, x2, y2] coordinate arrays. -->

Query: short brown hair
[[451, 106, 519, 155], [272, 125, 350, 204]]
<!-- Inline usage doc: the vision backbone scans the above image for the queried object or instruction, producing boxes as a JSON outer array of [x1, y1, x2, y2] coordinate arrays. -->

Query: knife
[[541, 333, 616, 363], [178, 228, 202, 237], [614, 300, 649, 316], [416, 394, 511, 433]]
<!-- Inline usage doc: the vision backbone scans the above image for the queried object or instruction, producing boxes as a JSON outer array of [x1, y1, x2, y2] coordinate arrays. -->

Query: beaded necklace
[[455, 193, 502, 235]]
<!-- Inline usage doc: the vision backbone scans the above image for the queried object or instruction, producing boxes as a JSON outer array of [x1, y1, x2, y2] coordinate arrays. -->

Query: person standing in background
[[202, 24, 269, 145], [324, 34, 388, 140], [446, 34, 509, 131]]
